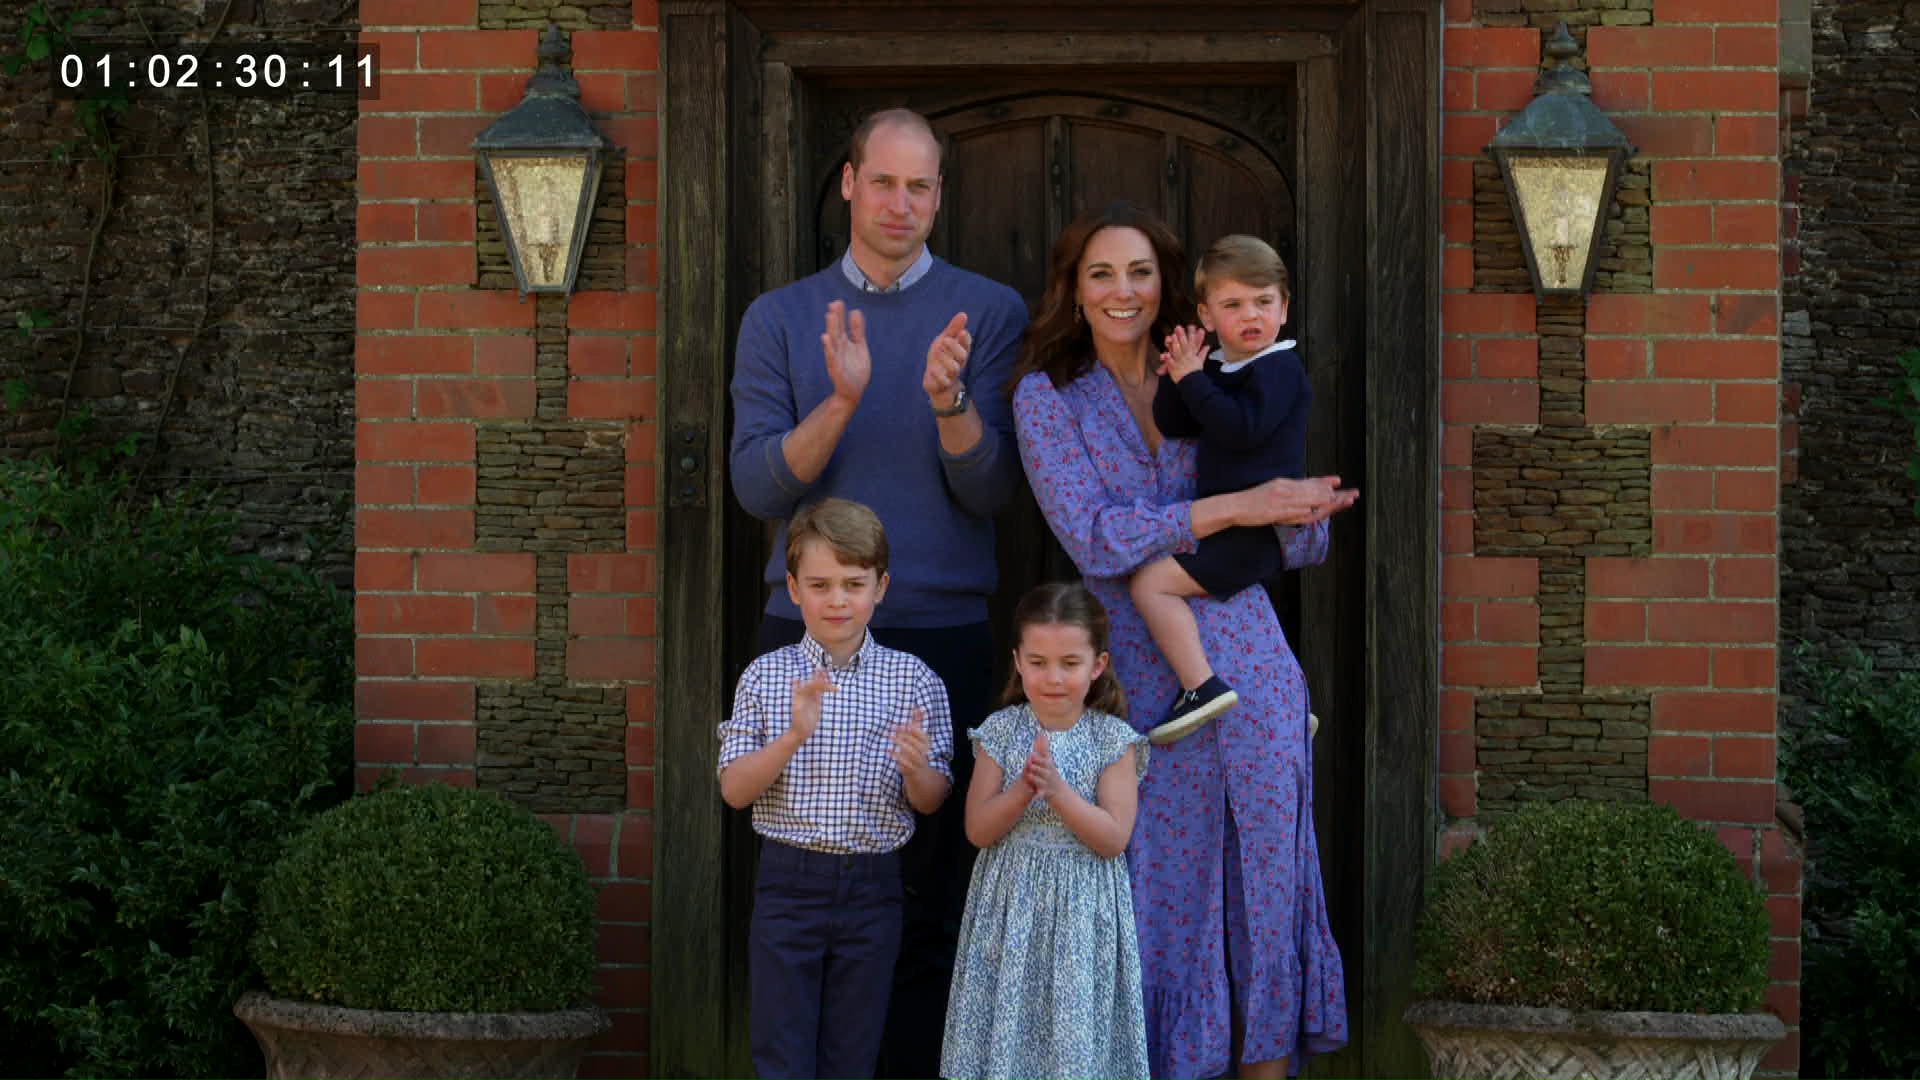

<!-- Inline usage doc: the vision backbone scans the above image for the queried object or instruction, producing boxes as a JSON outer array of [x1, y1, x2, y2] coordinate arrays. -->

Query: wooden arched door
[[805, 90, 1302, 664]]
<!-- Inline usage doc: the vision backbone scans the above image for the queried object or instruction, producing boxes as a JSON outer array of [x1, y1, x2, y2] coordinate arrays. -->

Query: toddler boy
[[1135, 234, 1312, 745]]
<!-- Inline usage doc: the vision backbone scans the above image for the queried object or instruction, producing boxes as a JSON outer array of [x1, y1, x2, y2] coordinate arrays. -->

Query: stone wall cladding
[[1781, 0, 1920, 670], [481, 1, 638, 31], [0, 4, 357, 578], [1470, 297, 1654, 813], [471, 296, 629, 812]]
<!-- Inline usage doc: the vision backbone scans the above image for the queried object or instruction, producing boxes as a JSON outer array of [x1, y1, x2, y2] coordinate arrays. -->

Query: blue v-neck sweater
[[728, 259, 1028, 628]]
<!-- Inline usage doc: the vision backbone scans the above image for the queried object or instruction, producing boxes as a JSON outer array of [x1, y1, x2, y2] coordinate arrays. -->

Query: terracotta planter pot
[[1404, 1000, 1786, 1080], [234, 991, 610, 1079]]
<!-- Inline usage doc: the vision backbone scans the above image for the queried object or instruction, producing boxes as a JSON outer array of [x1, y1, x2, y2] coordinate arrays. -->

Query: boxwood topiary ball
[[1413, 799, 1770, 1015], [251, 783, 598, 1013]]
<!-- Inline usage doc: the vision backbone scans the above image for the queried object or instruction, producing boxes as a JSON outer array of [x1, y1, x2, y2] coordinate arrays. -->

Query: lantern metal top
[[472, 25, 611, 154], [1487, 23, 1633, 156]]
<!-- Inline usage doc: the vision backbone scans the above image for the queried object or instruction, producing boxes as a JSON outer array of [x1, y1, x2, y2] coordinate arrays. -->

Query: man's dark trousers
[[756, 616, 994, 1079], [749, 841, 903, 1078]]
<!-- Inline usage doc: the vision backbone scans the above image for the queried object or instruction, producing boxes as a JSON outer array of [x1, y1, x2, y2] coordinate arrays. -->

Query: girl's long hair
[[1013, 201, 1198, 391], [999, 582, 1128, 719]]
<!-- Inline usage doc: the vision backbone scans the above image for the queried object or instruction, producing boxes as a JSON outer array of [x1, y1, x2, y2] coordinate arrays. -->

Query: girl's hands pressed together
[[1022, 730, 1063, 801]]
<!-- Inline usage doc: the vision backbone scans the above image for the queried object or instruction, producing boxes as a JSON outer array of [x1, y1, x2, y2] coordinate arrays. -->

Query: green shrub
[[1781, 648, 1920, 1079], [1414, 799, 1770, 1014], [252, 783, 599, 1013], [0, 460, 353, 1078]]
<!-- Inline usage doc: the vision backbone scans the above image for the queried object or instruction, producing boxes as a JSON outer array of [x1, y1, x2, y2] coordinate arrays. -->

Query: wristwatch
[[930, 384, 971, 418]]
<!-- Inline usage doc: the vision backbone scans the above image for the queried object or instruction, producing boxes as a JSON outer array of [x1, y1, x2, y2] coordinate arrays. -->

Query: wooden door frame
[[657, 3, 1439, 1075]]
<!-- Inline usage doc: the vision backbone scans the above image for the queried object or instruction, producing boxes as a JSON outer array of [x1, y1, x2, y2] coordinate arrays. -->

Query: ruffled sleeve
[[1092, 711, 1149, 780], [967, 705, 1031, 772]]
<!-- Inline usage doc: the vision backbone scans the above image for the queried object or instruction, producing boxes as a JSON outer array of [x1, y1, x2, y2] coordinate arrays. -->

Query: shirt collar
[[799, 629, 875, 673], [840, 247, 935, 294], [1212, 338, 1297, 374]]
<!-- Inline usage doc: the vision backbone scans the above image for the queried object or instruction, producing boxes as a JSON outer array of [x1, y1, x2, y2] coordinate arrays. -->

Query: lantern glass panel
[[489, 153, 590, 290], [1507, 154, 1610, 293]]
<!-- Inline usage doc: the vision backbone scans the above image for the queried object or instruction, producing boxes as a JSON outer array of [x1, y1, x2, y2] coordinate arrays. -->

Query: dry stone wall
[[0, 4, 358, 578], [1781, 0, 1920, 670]]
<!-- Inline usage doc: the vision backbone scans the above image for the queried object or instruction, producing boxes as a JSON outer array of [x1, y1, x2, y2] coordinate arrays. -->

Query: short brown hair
[[785, 498, 889, 578], [1194, 234, 1291, 303], [847, 108, 943, 174]]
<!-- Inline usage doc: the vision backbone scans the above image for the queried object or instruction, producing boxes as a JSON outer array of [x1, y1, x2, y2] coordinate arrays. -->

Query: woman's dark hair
[[1014, 201, 1197, 391], [999, 582, 1128, 719]]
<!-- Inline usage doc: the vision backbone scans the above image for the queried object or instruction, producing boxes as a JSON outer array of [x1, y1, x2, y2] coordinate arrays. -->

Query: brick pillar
[[355, 2, 660, 1074], [1441, 3, 1796, 1073]]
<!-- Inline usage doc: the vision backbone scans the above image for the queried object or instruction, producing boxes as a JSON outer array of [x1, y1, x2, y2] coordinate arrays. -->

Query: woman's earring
[[1074, 304, 1084, 323]]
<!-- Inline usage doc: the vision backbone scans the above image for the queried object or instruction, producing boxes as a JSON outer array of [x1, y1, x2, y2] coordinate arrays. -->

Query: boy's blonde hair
[[1194, 234, 1291, 304], [785, 498, 889, 578]]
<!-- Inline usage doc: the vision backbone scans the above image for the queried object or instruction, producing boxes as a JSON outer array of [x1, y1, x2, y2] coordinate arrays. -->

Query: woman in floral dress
[[1009, 202, 1355, 1079]]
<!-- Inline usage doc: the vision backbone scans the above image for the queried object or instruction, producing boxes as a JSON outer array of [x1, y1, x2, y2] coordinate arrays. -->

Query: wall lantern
[[473, 25, 613, 297], [1488, 22, 1635, 298]]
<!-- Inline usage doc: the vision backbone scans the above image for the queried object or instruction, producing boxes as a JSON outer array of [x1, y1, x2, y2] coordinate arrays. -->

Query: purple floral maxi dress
[[1012, 367, 1350, 1079]]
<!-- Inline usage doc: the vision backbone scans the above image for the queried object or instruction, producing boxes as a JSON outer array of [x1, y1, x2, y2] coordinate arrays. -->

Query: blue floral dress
[[940, 705, 1150, 1080], [1012, 367, 1350, 1079]]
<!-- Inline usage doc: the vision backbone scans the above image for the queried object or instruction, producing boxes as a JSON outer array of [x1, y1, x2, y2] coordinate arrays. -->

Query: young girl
[[940, 584, 1149, 1080]]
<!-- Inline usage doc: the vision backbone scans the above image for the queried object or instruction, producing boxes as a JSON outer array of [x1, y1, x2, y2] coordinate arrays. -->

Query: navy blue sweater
[[1152, 342, 1311, 498], [728, 258, 1027, 627]]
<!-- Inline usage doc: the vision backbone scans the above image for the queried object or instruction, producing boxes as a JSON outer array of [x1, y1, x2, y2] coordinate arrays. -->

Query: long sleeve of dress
[[1279, 521, 1330, 569], [1012, 373, 1198, 579]]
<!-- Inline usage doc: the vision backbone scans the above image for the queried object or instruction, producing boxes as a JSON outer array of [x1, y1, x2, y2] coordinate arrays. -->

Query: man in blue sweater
[[728, 107, 1027, 1077]]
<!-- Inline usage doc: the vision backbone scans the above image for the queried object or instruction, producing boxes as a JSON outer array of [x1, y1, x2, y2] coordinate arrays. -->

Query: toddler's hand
[[1157, 324, 1208, 382]]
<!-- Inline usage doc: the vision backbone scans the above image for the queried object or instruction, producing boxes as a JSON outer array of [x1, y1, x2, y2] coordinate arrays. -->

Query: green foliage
[[5, 4, 124, 162], [1781, 648, 1920, 1078], [0, 459, 353, 1077], [1414, 799, 1770, 1015], [1873, 348, 1920, 519], [253, 784, 599, 1014]]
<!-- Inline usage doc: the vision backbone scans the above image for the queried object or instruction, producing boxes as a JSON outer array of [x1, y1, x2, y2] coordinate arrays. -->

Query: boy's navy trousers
[[748, 839, 903, 1079]]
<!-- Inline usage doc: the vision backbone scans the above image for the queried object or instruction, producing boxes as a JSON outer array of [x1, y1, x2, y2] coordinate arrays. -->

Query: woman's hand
[[1238, 475, 1359, 527]]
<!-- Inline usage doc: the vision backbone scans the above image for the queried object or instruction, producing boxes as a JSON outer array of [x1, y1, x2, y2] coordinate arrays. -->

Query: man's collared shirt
[[839, 246, 935, 294], [718, 630, 953, 854]]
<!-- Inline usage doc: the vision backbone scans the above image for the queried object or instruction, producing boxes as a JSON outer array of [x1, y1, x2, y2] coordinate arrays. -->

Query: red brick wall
[[354, 2, 660, 1075], [1441, 1, 1799, 1073]]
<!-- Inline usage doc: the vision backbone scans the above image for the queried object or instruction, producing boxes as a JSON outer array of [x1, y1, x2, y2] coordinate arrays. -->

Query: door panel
[[1068, 121, 1167, 221], [943, 123, 1053, 301]]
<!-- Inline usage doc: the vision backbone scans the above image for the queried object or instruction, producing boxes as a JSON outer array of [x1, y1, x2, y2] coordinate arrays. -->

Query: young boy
[[1135, 234, 1313, 745], [716, 497, 954, 1079]]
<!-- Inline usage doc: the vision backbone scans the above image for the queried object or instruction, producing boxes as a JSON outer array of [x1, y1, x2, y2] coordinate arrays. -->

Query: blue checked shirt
[[718, 631, 953, 854]]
